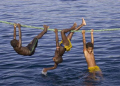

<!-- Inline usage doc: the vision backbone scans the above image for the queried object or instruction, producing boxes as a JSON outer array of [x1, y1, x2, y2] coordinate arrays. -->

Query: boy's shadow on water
[[35, 68, 103, 86]]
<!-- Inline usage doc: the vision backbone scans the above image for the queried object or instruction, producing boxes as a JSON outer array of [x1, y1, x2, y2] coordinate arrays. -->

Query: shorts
[[27, 37, 38, 55], [59, 39, 72, 51], [88, 66, 101, 73]]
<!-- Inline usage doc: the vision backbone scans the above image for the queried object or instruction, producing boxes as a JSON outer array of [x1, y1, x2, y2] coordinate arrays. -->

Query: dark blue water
[[0, 0, 120, 86]]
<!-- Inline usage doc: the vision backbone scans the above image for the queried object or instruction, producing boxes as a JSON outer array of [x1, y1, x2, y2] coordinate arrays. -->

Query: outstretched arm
[[91, 29, 94, 45], [82, 30, 86, 51], [17, 24, 22, 48], [42, 63, 58, 73], [13, 23, 17, 39], [42, 29, 60, 75]]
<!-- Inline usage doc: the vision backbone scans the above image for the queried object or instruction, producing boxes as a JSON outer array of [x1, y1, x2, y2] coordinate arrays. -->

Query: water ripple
[[0, 0, 120, 86]]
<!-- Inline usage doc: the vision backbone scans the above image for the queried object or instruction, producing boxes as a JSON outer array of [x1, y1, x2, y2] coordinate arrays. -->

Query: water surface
[[0, 0, 120, 86]]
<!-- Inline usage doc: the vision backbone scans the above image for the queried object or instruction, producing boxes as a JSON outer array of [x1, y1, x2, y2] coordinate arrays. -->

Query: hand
[[82, 30, 85, 34], [17, 23, 21, 27], [91, 29, 94, 33], [14, 23, 17, 28], [54, 28, 58, 33], [42, 68, 47, 76]]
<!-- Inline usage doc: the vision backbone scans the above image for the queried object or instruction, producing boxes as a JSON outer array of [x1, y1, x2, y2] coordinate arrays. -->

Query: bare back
[[54, 46, 65, 60], [13, 46, 31, 56], [59, 46, 66, 56]]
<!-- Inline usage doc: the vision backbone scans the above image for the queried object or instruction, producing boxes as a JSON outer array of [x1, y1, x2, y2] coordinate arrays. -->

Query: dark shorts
[[26, 38, 38, 55]]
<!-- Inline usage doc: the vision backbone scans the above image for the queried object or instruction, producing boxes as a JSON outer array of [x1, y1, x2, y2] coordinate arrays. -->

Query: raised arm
[[13, 23, 17, 39], [17, 24, 22, 48], [82, 30, 86, 51], [91, 29, 94, 45], [54, 29, 60, 52]]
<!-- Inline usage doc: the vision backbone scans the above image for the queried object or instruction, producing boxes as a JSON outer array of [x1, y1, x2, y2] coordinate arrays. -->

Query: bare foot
[[17, 23, 21, 27], [54, 28, 58, 33], [74, 18, 86, 31], [82, 18, 86, 26], [14, 23, 17, 28], [71, 22, 77, 30], [43, 25, 49, 32]]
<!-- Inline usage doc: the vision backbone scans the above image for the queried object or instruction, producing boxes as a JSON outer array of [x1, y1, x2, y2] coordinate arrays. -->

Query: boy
[[10, 23, 49, 56], [82, 29, 102, 79], [42, 18, 86, 75]]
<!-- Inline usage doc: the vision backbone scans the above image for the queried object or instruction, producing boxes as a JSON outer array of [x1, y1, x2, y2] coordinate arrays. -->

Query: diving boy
[[10, 23, 49, 56], [82, 29, 102, 79], [42, 18, 86, 75]]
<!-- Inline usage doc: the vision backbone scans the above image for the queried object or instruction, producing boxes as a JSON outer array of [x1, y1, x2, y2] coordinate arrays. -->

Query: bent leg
[[61, 22, 77, 45], [67, 18, 86, 40], [27, 38, 38, 52], [29, 25, 49, 44], [35, 25, 49, 39]]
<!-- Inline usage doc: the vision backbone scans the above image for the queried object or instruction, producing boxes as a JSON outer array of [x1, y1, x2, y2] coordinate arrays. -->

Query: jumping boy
[[82, 29, 103, 79], [42, 18, 86, 75], [10, 23, 49, 56]]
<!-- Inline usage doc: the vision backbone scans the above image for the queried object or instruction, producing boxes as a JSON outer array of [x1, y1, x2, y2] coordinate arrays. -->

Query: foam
[[41, 68, 47, 76]]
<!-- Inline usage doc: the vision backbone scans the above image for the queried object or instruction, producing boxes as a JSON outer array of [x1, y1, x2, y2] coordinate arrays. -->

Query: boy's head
[[10, 39, 19, 48], [86, 42, 93, 54], [53, 57, 63, 64]]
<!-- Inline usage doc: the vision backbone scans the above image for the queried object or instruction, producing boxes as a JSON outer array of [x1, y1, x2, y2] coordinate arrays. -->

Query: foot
[[43, 25, 49, 32], [82, 18, 86, 26], [17, 23, 21, 28], [71, 22, 77, 30], [54, 28, 58, 33], [14, 23, 17, 28], [74, 18, 86, 31]]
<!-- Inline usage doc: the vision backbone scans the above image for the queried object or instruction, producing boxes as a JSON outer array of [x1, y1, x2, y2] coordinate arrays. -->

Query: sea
[[0, 0, 120, 86]]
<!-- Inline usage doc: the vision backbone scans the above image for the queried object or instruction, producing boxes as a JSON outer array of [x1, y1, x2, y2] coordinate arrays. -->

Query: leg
[[61, 22, 77, 45], [29, 25, 49, 44], [67, 18, 86, 40], [35, 25, 49, 39], [97, 70, 103, 79]]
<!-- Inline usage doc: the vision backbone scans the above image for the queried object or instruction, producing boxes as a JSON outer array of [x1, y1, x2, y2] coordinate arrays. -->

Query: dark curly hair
[[86, 42, 93, 48], [54, 57, 63, 64], [10, 39, 19, 48]]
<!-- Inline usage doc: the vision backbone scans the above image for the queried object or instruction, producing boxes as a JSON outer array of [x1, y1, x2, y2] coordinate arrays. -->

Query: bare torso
[[84, 50, 96, 68], [59, 46, 66, 56], [54, 46, 66, 63], [14, 47, 31, 56]]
